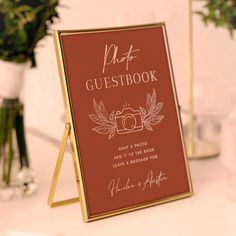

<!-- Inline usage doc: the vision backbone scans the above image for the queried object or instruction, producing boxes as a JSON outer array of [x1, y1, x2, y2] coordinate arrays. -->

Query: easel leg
[[47, 123, 80, 207]]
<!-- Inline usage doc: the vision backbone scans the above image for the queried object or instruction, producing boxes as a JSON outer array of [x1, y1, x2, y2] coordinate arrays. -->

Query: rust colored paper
[[59, 24, 191, 217]]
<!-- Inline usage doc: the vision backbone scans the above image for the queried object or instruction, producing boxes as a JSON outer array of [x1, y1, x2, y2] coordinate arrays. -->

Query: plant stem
[[5, 111, 14, 185], [1, 105, 9, 183], [15, 103, 29, 168], [0, 99, 29, 185], [5, 102, 17, 185], [0, 106, 3, 161]]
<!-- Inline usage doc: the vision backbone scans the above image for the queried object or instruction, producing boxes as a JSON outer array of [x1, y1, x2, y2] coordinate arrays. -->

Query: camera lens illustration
[[123, 115, 136, 130]]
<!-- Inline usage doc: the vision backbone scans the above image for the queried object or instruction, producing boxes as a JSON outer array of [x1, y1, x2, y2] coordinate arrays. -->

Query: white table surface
[[1, 131, 236, 236]]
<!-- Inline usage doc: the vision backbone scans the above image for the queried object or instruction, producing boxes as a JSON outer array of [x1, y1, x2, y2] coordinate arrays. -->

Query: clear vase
[[0, 61, 37, 200]]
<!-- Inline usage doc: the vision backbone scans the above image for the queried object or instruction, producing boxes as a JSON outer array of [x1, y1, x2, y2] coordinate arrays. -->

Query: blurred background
[[24, 0, 236, 140], [1, 0, 236, 236]]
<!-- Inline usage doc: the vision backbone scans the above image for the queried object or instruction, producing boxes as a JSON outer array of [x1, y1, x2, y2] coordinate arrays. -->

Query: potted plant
[[0, 0, 59, 199]]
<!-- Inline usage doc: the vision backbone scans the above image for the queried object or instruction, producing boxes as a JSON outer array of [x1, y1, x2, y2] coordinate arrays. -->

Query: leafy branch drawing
[[139, 89, 164, 131], [89, 89, 164, 139], [88, 99, 117, 139]]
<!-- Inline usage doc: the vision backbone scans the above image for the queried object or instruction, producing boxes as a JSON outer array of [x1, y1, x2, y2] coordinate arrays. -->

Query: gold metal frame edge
[[53, 32, 89, 222], [52, 22, 193, 223], [57, 22, 166, 36], [162, 25, 193, 194]]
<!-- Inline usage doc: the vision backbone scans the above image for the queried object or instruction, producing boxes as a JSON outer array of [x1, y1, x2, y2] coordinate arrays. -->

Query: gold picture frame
[[48, 23, 193, 222]]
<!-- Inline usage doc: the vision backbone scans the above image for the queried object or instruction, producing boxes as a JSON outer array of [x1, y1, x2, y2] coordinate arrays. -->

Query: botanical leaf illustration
[[88, 114, 104, 125], [144, 121, 153, 132], [139, 106, 146, 119], [89, 99, 117, 138], [108, 127, 116, 139], [146, 115, 164, 125], [109, 110, 115, 123], [146, 93, 152, 112], [152, 89, 157, 107], [89, 89, 164, 139], [99, 101, 107, 119], [93, 98, 101, 116], [92, 124, 114, 134], [153, 102, 163, 114], [142, 89, 164, 131]]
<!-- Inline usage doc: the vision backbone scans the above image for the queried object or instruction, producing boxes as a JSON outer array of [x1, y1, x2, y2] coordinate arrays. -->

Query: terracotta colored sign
[[53, 23, 192, 222]]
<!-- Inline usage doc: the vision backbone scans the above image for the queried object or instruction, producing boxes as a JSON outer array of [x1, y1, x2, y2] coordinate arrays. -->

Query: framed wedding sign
[[49, 23, 192, 222]]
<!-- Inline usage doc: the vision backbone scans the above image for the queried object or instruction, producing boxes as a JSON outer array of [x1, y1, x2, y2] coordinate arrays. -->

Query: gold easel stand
[[187, 0, 219, 159], [48, 123, 80, 207]]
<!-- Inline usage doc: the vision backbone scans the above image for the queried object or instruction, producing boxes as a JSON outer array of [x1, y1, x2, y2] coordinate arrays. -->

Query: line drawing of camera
[[115, 107, 143, 135]]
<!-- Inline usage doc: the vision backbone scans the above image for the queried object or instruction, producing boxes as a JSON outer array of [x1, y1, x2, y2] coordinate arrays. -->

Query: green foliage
[[0, 0, 59, 67], [197, 0, 236, 36]]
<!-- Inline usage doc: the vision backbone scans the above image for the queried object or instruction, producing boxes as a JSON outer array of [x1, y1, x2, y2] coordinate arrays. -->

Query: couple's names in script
[[108, 170, 168, 197]]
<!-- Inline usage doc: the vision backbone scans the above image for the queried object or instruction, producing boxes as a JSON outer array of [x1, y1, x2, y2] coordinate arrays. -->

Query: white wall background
[[23, 0, 236, 139], [193, 2, 236, 116]]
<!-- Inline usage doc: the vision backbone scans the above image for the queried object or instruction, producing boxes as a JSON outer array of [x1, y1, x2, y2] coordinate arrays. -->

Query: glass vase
[[0, 60, 37, 200]]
